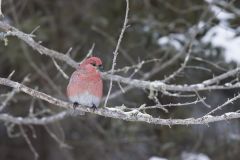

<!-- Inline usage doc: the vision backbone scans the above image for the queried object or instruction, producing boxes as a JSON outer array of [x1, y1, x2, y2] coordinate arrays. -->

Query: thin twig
[[0, 0, 3, 17], [1, 21, 238, 93], [0, 75, 29, 112], [19, 125, 39, 160], [163, 43, 192, 83], [206, 93, 240, 116], [135, 98, 204, 110], [52, 58, 69, 79], [194, 90, 211, 108], [44, 125, 72, 149], [192, 56, 227, 72], [83, 43, 95, 60], [104, 0, 129, 107]]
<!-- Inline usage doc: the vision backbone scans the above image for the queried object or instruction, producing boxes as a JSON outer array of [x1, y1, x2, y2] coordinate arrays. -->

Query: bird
[[67, 56, 103, 110]]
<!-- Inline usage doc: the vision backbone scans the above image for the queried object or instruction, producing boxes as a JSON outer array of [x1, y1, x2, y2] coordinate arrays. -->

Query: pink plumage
[[67, 57, 103, 109]]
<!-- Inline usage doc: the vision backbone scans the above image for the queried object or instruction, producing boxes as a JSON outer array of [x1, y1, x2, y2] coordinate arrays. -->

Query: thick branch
[[0, 21, 78, 68], [103, 73, 240, 92], [1, 77, 240, 126], [0, 21, 240, 93]]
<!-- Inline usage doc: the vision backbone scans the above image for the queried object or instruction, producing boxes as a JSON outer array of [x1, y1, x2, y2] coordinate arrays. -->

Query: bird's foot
[[73, 102, 79, 109], [91, 104, 97, 111]]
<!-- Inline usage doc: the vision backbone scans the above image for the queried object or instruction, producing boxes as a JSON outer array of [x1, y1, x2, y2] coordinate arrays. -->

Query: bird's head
[[79, 56, 104, 71]]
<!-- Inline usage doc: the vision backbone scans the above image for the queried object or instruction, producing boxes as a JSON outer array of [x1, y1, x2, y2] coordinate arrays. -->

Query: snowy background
[[1, 0, 240, 160], [158, 0, 240, 64]]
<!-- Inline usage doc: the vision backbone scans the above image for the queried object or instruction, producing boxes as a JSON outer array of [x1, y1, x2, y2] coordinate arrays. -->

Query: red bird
[[67, 57, 103, 109]]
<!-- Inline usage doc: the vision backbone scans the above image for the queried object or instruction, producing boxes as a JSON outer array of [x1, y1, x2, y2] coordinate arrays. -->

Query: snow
[[157, 0, 240, 64], [149, 156, 168, 160], [224, 112, 238, 116], [125, 109, 139, 116], [202, 0, 240, 63], [137, 111, 152, 118], [202, 25, 240, 63], [181, 152, 211, 160], [107, 107, 123, 112], [151, 81, 165, 88], [158, 33, 185, 50], [210, 5, 235, 21], [195, 83, 205, 89], [229, 133, 240, 141], [204, 0, 213, 3], [203, 115, 213, 119]]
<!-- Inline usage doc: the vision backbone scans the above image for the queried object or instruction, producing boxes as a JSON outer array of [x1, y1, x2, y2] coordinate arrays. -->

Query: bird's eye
[[91, 63, 96, 66]]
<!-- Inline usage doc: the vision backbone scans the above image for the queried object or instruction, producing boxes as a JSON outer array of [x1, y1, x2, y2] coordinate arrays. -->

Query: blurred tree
[[0, 0, 240, 160]]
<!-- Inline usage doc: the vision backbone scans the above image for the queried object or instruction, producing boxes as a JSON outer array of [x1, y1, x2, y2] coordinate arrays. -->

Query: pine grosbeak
[[67, 57, 103, 109]]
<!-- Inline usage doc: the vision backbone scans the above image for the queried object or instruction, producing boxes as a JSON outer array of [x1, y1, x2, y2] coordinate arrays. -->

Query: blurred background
[[0, 0, 240, 160]]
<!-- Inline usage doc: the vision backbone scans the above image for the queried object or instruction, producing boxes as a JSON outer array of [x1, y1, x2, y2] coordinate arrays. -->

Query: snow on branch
[[1, 21, 240, 125], [1, 1, 240, 159], [0, 21, 240, 94], [1, 77, 240, 126], [0, 0, 240, 128]]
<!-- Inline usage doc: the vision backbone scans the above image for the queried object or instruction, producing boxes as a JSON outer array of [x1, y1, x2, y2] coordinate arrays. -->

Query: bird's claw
[[73, 102, 79, 109], [91, 104, 97, 111]]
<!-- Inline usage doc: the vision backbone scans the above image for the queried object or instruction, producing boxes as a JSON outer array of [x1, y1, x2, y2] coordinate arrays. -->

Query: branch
[[206, 93, 240, 116], [1, 21, 239, 93], [1, 77, 240, 126], [163, 43, 192, 83], [102, 73, 240, 92], [0, 75, 29, 111], [19, 125, 39, 160], [51, 58, 69, 79], [0, 22, 78, 68], [104, 0, 129, 107], [0, 112, 69, 125], [0, 0, 3, 17]]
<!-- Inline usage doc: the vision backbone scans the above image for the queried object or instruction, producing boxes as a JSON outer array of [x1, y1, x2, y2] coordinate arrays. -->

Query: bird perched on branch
[[67, 56, 103, 110]]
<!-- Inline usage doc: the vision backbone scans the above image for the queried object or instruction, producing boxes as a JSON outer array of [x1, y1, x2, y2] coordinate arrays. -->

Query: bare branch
[[163, 43, 192, 83], [194, 90, 211, 108], [0, 75, 30, 112], [192, 56, 227, 72], [1, 77, 240, 126], [1, 21, 238, 94], [0, 21, 78, 68], [104, 0, 129, 107], [0, 0, 3, 17], [102, 73, 240, 92], [51, 58, 69, 79], [0, 112, 69, 125], [202, 67, 240, 86], [44, 125, 72, 149], [135, 98, 204, 110], [83, 43, 95, 61], [19, 125, 39, 160], [206, 93, 240, 116]]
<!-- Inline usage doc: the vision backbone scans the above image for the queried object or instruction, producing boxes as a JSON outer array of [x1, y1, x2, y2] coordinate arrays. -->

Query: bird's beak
[[98, 65, 104, 72]]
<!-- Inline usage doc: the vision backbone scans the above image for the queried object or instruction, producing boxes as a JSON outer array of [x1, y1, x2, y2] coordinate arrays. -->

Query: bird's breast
[[69, 92, 101, 107], [67, 70, 103, 101]]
